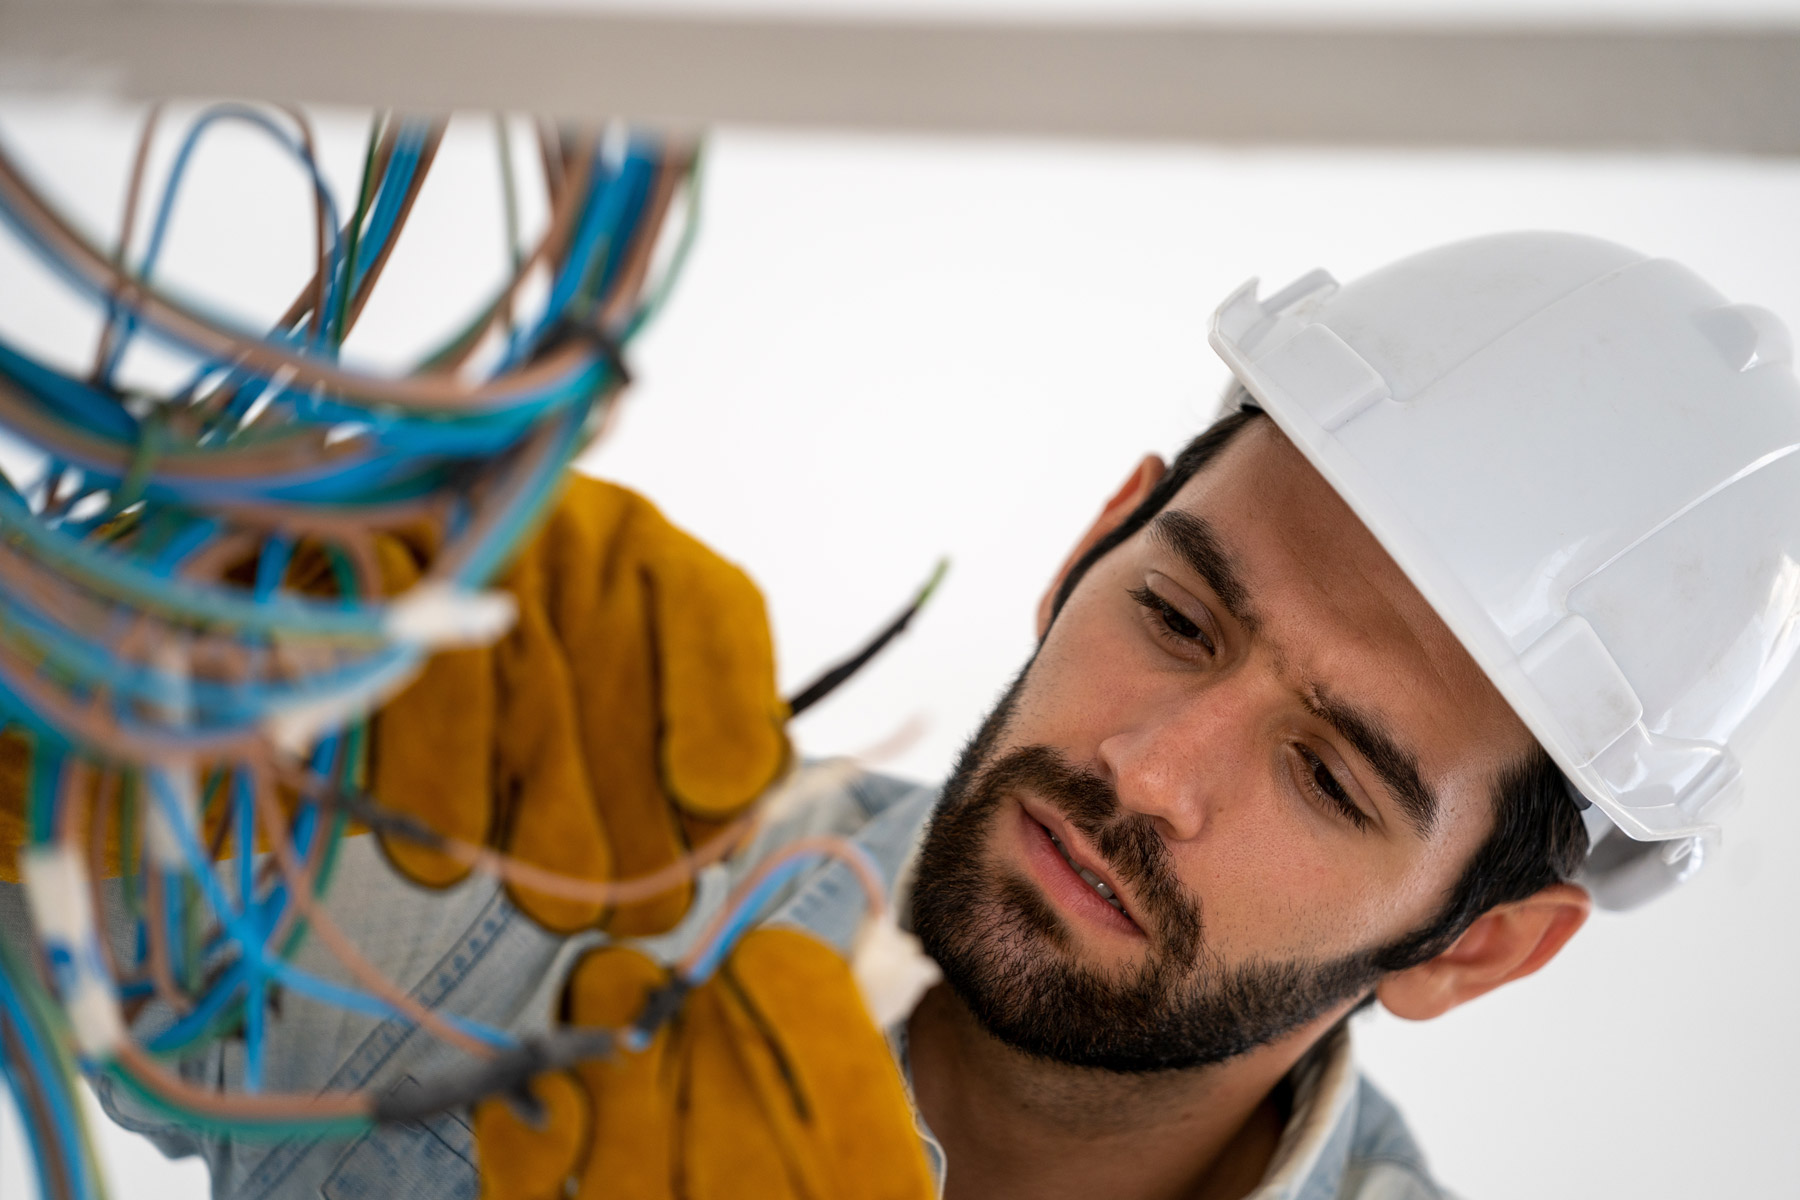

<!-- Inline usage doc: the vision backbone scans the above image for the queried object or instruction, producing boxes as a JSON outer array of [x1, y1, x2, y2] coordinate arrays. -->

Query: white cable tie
[[851, 913, 941, 1030], [143, 764, 197, 873], [21, 845, 125, 1057], [383, 583, 518, 649], [265, 661, 421, 759], [143, 641, 198, 871]]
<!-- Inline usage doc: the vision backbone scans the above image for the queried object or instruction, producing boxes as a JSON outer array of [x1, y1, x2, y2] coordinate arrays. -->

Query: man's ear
[[1376, 883, 1590, 1021], [1035, 454, 1166, 639]]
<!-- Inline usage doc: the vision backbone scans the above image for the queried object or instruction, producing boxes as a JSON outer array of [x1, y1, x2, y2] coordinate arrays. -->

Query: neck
[[906, 984, 1331, 1200]]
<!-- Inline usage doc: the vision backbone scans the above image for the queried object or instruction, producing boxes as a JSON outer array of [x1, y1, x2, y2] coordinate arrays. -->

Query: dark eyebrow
[[1303, 688, 1438, 838], [1148, 511, 1260, 635], [1147, 509, 1435, 836]]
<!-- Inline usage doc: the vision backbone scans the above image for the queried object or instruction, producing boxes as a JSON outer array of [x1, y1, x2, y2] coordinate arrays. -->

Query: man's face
[[911, 419, 1534, 1071]]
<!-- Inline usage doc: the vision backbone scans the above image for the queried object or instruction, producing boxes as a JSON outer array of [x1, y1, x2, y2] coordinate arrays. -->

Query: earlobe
[[1377, 883, 1590, 1022], [1035, 454, 1167, 638]]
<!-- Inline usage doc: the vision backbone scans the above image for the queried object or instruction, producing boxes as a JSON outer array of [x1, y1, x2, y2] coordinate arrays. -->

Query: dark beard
[[910, 665, 1396, 1074]]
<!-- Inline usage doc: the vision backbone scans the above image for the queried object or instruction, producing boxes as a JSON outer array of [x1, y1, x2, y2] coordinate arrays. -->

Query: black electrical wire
[[372, 1027, 617, 1125], [785, 558, 948, 718]]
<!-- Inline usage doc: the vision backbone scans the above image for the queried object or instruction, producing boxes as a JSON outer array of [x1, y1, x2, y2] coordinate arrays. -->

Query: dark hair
[[1048, 394, 1589, 968]]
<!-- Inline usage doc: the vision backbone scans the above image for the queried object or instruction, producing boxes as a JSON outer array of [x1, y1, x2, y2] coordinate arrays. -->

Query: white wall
[[0, 99, 1796, 1196]]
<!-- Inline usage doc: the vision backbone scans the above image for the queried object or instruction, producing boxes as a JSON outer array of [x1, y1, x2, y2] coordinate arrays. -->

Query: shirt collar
[[1245, 1023, 1359, 1199]]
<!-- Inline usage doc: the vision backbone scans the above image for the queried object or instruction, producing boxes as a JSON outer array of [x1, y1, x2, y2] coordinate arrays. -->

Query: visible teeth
[[1045, 828, 1126, 912]]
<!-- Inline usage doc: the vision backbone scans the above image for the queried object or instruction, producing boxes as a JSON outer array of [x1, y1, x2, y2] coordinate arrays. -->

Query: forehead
[[1158, 418, 1532, 818]]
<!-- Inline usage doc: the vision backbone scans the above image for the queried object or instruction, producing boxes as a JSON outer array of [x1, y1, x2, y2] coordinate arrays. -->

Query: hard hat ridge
[[1210, 230, 1800, 909]]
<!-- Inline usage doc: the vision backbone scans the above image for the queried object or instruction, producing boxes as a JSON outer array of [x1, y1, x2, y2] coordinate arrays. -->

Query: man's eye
[[1295, 746, 1369, 830], [1129, 586, 1214, 653]]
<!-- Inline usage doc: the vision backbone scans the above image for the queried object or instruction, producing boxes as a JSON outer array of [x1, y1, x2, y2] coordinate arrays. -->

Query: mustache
[[974, 745, 1202, 961]]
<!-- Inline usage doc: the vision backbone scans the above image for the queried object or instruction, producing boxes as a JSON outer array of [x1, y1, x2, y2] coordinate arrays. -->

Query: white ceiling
[[287, 0, 1800, 29]]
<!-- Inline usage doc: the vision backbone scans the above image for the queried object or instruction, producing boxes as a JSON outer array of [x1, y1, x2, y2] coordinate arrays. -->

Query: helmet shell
[[1209, 232, 1800, 908]]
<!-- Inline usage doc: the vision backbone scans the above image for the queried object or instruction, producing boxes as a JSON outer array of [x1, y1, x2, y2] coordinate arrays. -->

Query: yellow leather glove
[[471, 927, 937, 1200], [2, 473, 789, 931], [370, 474, 791, 935]]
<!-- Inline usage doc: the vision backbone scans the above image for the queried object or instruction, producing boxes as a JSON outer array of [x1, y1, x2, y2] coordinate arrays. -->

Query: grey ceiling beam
[[3, 2, 1799, 154]]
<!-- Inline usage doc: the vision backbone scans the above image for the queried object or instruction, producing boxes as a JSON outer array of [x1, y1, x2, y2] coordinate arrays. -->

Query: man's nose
[[1093, 677, 1267, 843]]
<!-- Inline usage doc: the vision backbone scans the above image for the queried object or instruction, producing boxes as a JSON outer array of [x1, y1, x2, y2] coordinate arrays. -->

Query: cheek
[[1164, 815, 1467, 964], [1019, 580, 1171, 737], [1164, 808, 1380, 961]]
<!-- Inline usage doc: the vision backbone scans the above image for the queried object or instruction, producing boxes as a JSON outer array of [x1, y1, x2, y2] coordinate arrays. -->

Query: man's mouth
[[1014, 800, 1142, 937], [1045, 829, 1126, 913]]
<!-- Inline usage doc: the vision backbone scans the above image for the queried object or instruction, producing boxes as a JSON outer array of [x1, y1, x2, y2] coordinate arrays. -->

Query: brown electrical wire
[[48, 746, 90, 845], [0, 637, 261, 762], [537, 118, 566, 204], [330, 528, 385, 601], [426, 138, 600, 374], [261, 113, 396, 340], [0, 116, 701, 1147], [1, 1018, 77, 1200], [142, 863, 192, 1015], [113, 1039, 369, 1120], [267, 115, 450, 342], [272, 103, 331, 348], [673, 834, 887, 984], [246, 755, 496, 1061], [254, 787, 329, 953], [89, 102, 331, 387], [425, 417, 574, 582], [460, 812, 757, 907], [0, 369, 366, 480], [494, 116, 521, 336], [90, 103, 163, 384], [336, 123, 445, 338], [0, 540, 129, 653], [596, 152, 690, 330], [0, 148, 598, 410], [275, 757, 882, 913]]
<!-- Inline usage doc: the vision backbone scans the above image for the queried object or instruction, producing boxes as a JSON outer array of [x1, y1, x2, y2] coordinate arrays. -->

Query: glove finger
[[725, 928, 936, 1200], [523, 477, 694, 936], [369, 643, 497, 887], [473, 1070, 592, 1200], [565, 945, 679, 1200], [678, 983, 816, 1200], [630, 503, 789, 822], [366, 532, 495, 887], [491, 540, 614, 931]]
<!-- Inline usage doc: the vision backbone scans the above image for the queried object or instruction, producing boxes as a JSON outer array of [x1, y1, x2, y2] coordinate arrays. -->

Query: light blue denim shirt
[[0, 763, 1451, 1200]]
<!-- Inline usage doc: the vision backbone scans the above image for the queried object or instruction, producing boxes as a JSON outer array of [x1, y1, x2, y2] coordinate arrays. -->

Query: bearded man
[[6, 231, 1790, 1200]]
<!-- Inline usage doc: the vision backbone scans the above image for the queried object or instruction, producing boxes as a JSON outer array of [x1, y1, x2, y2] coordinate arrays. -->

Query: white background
[[0, 81, 1798, 1197]]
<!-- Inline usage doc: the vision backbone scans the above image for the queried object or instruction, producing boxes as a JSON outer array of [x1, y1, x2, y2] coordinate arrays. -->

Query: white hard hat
[[1208, 231, 1800, 909]]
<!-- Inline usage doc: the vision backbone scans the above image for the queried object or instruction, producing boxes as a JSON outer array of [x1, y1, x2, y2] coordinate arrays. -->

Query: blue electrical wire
[[99, 104, 346, 385], [144, 772, 516, 1052], [0, 954, 100, 1200], [233, 771, 264, 1092], [682, 844, 885, 986], [0, 997, 62, 1197], [147, 738, 335, 1056], [0, 117, 696, 1194]]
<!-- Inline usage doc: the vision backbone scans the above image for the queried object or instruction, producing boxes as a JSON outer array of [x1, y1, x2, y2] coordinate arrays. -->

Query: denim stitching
[[239, 890, 519, 1200]]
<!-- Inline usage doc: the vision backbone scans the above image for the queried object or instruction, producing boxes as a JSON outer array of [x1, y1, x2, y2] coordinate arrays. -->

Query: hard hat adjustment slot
[[1518, 615, 1643, 767], [1248, 323, 1390, 433]]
